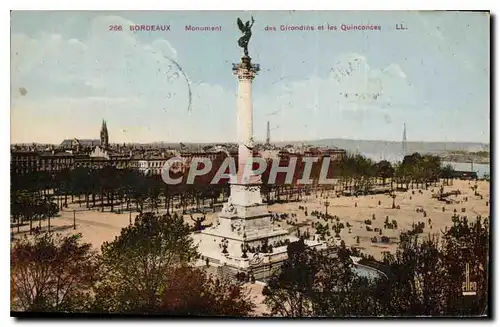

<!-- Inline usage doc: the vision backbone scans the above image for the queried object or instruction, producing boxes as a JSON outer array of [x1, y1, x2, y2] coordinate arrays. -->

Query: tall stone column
[[231, 56, 262, 206]]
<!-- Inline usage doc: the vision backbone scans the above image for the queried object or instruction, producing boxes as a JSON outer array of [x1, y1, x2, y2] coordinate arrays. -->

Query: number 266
[[109, 25, 123, 31]]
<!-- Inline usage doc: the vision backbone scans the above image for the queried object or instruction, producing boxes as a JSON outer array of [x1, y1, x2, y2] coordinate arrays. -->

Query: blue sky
[[10, 11, 490, 144]]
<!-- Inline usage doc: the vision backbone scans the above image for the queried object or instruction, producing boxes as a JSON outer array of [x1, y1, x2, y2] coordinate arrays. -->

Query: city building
[[11, 119, 348, 184], [10, 151, 39, 175], [60, 138, 100, 151]]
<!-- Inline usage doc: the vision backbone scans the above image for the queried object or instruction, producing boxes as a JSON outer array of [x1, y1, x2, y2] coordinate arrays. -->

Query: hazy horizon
[[11, 136, 489, 147]]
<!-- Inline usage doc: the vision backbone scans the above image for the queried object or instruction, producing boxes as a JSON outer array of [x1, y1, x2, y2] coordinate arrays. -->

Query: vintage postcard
[[10, 10, 490, 317]]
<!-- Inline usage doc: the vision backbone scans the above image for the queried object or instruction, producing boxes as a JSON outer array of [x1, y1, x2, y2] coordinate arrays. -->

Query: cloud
[[257, 53, 415, 117], [11, 15, 203, 104], [252, 53, 419, 141], [10, 15, 237, 143], [382, 63, 407, 79], [151, 39, 178, 59]]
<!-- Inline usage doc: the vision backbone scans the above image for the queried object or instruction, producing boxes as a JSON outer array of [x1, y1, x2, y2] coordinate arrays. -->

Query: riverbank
[[440, 155, 489, 165]]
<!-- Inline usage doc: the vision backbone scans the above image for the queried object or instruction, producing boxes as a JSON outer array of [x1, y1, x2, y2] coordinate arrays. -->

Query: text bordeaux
[[129, 24, 171, 32]]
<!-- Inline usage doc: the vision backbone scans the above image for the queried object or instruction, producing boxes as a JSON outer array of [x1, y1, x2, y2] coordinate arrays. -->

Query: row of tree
[[11, 167, 230, 223], [11, 191, 59, 233], [338, 152, 453, 192], [11, 152, 455, 217]]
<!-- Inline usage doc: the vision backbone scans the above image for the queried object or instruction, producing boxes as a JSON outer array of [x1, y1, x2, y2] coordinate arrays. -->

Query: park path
[[57, 212, 121, 229]]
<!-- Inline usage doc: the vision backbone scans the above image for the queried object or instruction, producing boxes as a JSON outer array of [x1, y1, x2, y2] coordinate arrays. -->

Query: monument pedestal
[[192, 196, 323, 279], [194, 177, 325, 280]]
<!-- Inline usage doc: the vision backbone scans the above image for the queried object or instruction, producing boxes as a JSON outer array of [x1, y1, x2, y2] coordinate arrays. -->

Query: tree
[[35, 196, 59, 230], [93, 212, 198, 313], [380, 215, 489, 316], [397, 153, 442, 189], [263, 240, 384, 317], [441, 215, 489, 315], [11, 233, 99, 312], [374, 160, 394, 187], [11, 190, 32, 230], [263, 239, 316, 317], [99, 166, 119, 212], [310, 243, 385, 316], [147, 177, 163, 213], [158, 266, 255, 316], [56, 168, 72, 208], [70, 167, 90, 207], [129, 170, 149, 213], [441, 164, 454, 185], [381, 234, 447, 315]]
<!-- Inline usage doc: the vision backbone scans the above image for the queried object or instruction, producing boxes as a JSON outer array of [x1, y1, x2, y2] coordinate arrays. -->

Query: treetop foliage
[[11, 212, 255, 316]]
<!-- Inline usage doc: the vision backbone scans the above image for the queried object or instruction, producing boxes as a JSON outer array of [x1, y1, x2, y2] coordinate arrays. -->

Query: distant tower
[[266, 121, 271, 145], [100, 120, 109, 148], [402, 123, 407, 157]]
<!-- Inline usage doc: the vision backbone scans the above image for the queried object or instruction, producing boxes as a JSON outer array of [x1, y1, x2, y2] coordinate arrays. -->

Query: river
[[442, 161, 490, 178], [361, 152, 490, 178]]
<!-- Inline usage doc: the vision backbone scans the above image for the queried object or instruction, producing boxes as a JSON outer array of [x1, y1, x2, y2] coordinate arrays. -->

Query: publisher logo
[[462, 263, 477, 296]]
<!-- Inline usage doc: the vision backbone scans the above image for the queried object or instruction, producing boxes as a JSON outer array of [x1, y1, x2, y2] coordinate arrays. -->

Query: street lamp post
[[73, 210, 76, 230]]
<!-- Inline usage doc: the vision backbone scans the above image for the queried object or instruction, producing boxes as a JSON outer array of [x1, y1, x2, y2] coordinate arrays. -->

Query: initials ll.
[[396, 23, 407, 30]]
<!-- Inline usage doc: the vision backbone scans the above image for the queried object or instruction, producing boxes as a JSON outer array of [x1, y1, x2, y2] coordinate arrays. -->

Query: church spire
[[266, 121, 270, 145], [100, 119, 109, 149]]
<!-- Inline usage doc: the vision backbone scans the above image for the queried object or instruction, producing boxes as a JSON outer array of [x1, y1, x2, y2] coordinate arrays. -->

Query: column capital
[[232, 56, 260, 81]]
